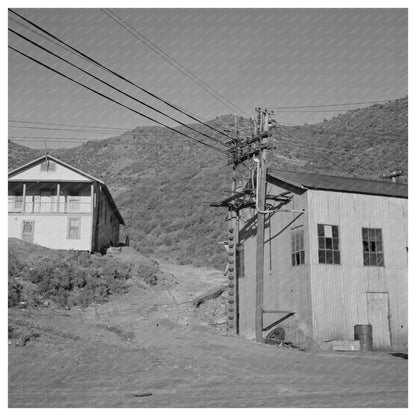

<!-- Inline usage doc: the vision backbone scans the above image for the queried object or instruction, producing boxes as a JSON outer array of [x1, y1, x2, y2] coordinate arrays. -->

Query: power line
[[270, 99, 393, 109], [10, 136, 89, 142], [274, 109, 365, 113], [8, 119, 128, 131], [101, 8, 248, 118], [9, 45, 228, 156], [9, 125, 128, 135], [9, 9, 234, 142], [9, 28, 228, 149], [274, 124, 408, 141]]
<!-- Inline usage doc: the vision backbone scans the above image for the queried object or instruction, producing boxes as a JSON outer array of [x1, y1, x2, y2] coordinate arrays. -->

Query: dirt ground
[[8, 250, 408, 408]]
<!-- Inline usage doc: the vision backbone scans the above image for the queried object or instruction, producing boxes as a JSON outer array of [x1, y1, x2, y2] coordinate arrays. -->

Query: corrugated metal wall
[[307, 190, 408, 346], [238, 182, 313, 340], [238, 182, 407, 347]]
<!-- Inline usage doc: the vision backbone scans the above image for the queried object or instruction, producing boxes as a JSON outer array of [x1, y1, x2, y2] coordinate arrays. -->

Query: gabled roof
[[8, 154, 125, 225], [267, 169, 408, 199], [8, 154, 104, 183]]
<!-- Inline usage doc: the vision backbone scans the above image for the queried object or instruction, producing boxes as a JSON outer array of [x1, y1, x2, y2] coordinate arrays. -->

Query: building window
[[236, 244, 245, 278], [362, 228, 384, 266], [40, 160, 56, 171], [318, 224, 340, 264], [67, 217, 81, 239], [291, 226, 305, 266], [67, 193, 80, 212]]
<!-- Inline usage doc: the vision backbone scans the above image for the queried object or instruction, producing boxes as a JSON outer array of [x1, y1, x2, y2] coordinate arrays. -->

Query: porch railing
[[8, 197, 92, 213]]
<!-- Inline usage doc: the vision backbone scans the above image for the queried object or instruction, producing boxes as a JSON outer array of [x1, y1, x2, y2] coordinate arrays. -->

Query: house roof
[[267, 169, 408, 198], [8, 154, 125, 225]]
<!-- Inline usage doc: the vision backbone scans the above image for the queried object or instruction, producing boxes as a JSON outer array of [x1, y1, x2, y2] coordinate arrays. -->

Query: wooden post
[[255, 148, 267, 342], [227, 210, 237, 333], [56, 183, 60, 212], [22, 183, 26, 212]]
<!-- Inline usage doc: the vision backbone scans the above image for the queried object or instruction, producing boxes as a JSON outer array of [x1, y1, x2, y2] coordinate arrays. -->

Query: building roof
[[267, 169, 408, 198], [8, 154, 125, 225]]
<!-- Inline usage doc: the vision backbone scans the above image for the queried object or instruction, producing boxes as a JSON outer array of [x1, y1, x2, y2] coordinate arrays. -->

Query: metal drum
[[354, 324, 373, 351]]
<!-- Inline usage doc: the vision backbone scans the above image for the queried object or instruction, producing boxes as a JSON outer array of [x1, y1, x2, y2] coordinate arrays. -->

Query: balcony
[[8, 196, 92, 214], [9, 182, 93, 214]]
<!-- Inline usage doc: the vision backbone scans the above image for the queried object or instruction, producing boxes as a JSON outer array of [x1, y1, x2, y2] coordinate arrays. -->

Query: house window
[[318, 224, 340, 264], [236, 244, 245, 278], [67, 217, 81, 239], [362, 228, 384, 266], [67, 193, 80, 212], [40, 161, 56, 171], [14, 195, 23, 210], [291, 226, 305, 266]]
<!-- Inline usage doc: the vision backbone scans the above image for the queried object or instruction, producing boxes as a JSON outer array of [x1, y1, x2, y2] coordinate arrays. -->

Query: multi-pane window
[[291, 226, 305, 266], [318, 224, 340, 264], [236, 244, 245, 278], [67, 217, 81, 239], [362, 228, 384, 266]]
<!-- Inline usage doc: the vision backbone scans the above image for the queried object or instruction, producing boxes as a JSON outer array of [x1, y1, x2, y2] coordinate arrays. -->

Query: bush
[[8, 279, 22, 308], [8, 248, 132, 309]]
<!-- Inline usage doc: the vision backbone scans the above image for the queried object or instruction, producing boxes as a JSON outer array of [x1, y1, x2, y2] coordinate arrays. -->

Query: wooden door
[[22, 221, 35, 243], [366, 292, 391, 349]]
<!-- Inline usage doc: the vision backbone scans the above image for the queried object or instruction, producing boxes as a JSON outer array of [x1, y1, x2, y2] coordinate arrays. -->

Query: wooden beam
[[255, 149, 267, 343], [22, 183, 26, 212], [262, 312, 295, 332], [56, 183, 60, 212]]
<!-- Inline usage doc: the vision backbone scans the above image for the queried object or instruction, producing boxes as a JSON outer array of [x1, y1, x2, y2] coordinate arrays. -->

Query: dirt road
[[9, 257, 408, 408]]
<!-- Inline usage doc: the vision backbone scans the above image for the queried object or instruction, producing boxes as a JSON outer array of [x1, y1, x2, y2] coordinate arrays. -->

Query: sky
[[8, 8, 408, 149]]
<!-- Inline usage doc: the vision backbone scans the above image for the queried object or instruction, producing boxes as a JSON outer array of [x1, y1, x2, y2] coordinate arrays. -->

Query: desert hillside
[[8, 97, 408, 268]]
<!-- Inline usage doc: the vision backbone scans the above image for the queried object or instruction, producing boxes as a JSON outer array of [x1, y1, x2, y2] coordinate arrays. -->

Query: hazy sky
[[8, 8, 407, 148]]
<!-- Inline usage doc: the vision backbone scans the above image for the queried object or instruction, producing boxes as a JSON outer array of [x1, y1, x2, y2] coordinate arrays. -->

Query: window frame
[[236, 243, 245, 278], [362, 227, 384, 267], [291, 225, 305, 266], [67, 217, 81, 240], [317, 224, 341, 265]]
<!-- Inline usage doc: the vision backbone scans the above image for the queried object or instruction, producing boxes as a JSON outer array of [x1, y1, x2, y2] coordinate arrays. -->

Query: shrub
[[8, 279, 22, 308], [8, 249, 132, 309]]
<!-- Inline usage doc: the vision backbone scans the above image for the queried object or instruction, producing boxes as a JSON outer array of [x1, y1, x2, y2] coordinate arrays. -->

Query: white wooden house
[[217, 169, 408, 349], [8, 154, 124, 252]]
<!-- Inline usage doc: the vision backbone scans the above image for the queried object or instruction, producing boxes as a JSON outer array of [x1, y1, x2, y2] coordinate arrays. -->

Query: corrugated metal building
[[235, 169, 407, 349]]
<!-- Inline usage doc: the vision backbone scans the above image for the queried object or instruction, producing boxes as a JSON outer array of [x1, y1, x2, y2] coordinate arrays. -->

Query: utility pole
[[222, 108, 274, 340], [254, 108, 271, 343], [227, 116, 239, 335]]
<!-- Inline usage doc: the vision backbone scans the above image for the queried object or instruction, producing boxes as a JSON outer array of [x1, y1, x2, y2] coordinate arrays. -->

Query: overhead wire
[[9, 45, 229, 155], [9, 28, 229, 149], [273, 124, 408, 141], [10, 136, 90, 142], [270, 99, 393, 109], [9, 125, 128, 135], [101, 8, 248, 118], [9, 9, 235, 143], [9, 119, 128, 131]]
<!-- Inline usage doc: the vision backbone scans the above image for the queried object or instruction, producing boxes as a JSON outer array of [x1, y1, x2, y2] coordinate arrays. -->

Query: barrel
[[354, 324, 373, 351]]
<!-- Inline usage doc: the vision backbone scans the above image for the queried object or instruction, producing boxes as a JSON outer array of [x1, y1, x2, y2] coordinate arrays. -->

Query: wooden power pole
[[255, 108, 272, 343], [255, 147, 267, 342], [223, 108, 274, 341]]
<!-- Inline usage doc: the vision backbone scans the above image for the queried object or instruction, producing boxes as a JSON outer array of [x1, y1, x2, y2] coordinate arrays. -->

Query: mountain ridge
[[8, 97, 408, 268]]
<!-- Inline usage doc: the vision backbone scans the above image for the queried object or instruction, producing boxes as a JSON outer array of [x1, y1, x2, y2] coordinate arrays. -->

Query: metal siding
[[238, 183, 313, 339], [308, 190, 407, 346]]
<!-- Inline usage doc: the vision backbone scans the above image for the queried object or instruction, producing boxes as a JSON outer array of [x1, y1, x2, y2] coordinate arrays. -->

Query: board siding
[[308, 190, 407, 346], [238, 182, 313, 340]]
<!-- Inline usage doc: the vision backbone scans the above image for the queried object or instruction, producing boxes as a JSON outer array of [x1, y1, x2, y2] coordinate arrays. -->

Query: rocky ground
[[8, 248, 408, 408]]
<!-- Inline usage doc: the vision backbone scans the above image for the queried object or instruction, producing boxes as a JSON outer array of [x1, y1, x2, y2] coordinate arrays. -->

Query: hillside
[[8, 97, 408, 269]]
